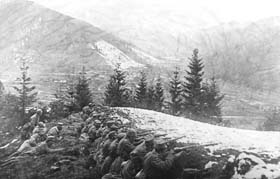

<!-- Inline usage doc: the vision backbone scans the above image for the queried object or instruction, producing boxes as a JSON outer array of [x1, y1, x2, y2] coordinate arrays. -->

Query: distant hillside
[[0, 0, 172, 101], [37, 0, 280, 91]]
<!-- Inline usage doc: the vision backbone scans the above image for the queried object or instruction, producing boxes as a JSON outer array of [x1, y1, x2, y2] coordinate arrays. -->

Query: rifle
[[154, 133, 168, 138], [137, 132, 153, 137], [163, 136, 186, 145], [174, 143, 219, 153]]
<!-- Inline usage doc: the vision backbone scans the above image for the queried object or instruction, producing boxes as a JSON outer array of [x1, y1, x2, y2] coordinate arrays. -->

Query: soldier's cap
[[91, 113, 101, 117], [108, 131, 116, 137], [38, 122, 45, 127], [154, 139, 167, 150], [94, 120, 101, 124], [57, 122, 63, 126], [37, 109, 43, 114], [117, 133, 126, 140], [46, 136, 56, 142], [144, 135, 154, 142], [110, 124, 119, 130], [106, 120, 115, 124], [126, 129, 137, 137], [82, 106, 90, 110]]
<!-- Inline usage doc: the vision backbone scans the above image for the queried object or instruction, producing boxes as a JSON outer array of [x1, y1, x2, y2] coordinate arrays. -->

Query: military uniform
[[21, 122, 33, 140], [121, 157, 143, 179], [130, 137, 153, 160], [47, 126, 60, 137], [32, 122, 47, 136], [27, 137, 63, 155], [110, 133, 136, 175], [88, 125, 102, 142], [30, 113, 40, 126], [124, 139, 153, 179], [15, 139, 36, 154], [102, 138, 114, 159], [118, 138, 135, 161], [143, 150, 174, 179], [47, 123, 63, 139], [101, 134, 125, 176]]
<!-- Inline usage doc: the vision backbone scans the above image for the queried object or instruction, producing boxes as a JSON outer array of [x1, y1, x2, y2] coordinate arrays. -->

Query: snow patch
[[232, 164, 280, 179], [93, 40, 144, 69], [204, 161, 218, 169]]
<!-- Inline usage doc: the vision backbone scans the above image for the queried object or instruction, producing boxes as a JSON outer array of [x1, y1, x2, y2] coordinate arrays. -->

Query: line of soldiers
[[4, 104, 193, 178], [1, 110, 65, 167], [76, 106, 190, 179]]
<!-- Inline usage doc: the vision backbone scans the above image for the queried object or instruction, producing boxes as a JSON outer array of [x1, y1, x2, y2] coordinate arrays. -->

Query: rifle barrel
[[174, 143, 219, 152]]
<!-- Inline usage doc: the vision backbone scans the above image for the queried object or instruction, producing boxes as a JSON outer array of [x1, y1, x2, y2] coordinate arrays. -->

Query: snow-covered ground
[[119, 108, 280, 158], [118, 108, 280, 179], [93, 40, 144, 69]]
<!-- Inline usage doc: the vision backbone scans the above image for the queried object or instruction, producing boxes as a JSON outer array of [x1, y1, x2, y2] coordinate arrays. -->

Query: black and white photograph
[[0, 0, 280, 178]]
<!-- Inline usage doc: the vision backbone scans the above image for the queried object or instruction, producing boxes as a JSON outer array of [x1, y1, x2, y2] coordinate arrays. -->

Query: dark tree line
[[104, 49, 224, 121], [0, 48, 223, 127]]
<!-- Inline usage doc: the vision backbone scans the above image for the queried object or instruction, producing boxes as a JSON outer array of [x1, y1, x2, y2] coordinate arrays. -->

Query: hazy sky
[[32, 0, 280, 26]]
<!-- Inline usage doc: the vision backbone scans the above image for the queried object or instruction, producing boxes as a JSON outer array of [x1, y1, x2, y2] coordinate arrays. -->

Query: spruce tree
[[0, 80, 4, 111], [104, 64, 128, 107], [202, 77, 224, 119], [0, 80, 4, 98], [13, 57, 37, 123], [146, 85, 155, 110], [135, 71, 148, 108], [154, 77, 165, 112], [168, 67, 183, 115], [74, 66, 92, 110], [182, 48, 204, 117]]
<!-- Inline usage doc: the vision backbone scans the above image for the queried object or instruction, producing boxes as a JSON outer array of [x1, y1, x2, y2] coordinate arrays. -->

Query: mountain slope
[[32, 0, 280, 91], [0, 0, 164, 100]]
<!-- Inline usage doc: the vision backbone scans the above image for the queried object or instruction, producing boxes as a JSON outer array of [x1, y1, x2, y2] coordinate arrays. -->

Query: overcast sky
[[32, 0, 280, 26]]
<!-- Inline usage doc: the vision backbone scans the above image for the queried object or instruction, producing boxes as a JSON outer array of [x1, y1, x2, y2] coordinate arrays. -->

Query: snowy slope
[[94, 40, 144, 69], [119, 108, 280, 158], [118, 107, 280, 178]]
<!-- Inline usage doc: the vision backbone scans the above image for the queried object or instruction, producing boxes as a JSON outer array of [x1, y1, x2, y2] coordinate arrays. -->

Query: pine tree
[[146, 85, 155, 110], [0, 80, 4, 98], [154, 77, 165, 112], [13, 57, 37, 123], [168, 67, 183, 115], [124, 88, 135, 107], [0, 80, 4, 111], [104, 64, 128, 107], [135, 71, 148, 108], [74, 66, 92, 110], [182, 48, 204, 117], [202, 77, 224, 119]]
